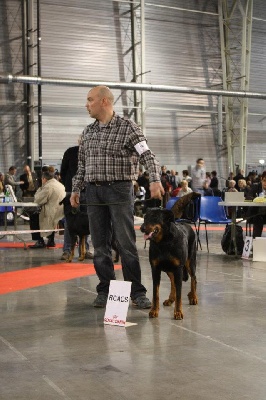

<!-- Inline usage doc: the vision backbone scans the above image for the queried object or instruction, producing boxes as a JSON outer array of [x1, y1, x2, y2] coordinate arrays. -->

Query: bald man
[[71, 85, 164, 309]]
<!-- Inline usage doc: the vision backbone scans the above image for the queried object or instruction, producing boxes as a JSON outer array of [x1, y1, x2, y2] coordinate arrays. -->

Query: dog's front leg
[[173, 267, 183, 320], [149, 266, 161, 318], [68, 235, 77, 263], [78, 236, 86, 261], [186, 261, 198, 305], [163, 272, 175, 306]]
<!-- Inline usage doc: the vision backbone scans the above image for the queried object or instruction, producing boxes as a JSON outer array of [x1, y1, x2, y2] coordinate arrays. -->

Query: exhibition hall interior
[[1, 1, 266, 399]]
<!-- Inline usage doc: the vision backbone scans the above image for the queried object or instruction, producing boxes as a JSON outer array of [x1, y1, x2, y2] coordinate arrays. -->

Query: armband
[[134, 141, 150, 155]]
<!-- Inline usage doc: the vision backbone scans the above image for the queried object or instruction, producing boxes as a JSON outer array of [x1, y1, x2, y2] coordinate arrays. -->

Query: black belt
[[89, 180, 130, 186]]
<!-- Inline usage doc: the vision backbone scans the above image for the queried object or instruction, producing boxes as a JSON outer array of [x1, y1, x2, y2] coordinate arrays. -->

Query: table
[[218, 201, 266, 255], [0, 201, 39, 248]]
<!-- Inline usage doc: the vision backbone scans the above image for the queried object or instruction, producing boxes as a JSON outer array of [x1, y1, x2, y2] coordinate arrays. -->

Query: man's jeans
[[86, 181, 146, 299]]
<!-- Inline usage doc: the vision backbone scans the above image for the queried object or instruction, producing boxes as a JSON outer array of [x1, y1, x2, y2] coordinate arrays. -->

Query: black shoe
[[93, 294, 108, 308], [28, 240, 46, 249], [47, 239, 56, 248]]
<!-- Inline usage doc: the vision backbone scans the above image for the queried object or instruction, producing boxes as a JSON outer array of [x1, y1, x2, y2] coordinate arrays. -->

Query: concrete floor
[[1, 220, 266, 400]]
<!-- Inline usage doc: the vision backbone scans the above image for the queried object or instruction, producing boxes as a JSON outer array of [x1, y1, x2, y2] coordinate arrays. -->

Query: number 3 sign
[[242, 236, 253, 259]]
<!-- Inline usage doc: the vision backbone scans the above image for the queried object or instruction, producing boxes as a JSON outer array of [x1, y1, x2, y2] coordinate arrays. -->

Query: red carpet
[[0, 242, 63, 248], [0, 263, 122, 295]]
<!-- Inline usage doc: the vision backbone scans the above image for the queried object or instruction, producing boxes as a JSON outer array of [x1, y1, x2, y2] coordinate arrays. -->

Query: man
[[60, 138, 93, 260], [246, 171, 266, 238], [202, 180, 214, 196], [20, 165, 39, 197], [70, 85, 164, 309], [233, 168, 245, 191], [28, 166, 65, 248], [191, 158, 206, 194], [4, 166, 24, 193], [160, 165, 170, 207]]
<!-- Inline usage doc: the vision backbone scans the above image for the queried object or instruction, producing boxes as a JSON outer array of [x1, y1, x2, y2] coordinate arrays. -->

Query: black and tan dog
[[140, 208, 198, 320]]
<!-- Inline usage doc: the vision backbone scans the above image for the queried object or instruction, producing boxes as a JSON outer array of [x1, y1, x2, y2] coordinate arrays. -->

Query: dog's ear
[[161, 209, 175, 224]]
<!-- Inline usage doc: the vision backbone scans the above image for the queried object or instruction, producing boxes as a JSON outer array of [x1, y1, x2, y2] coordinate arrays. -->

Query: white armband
[[134, 141, 150, 155]]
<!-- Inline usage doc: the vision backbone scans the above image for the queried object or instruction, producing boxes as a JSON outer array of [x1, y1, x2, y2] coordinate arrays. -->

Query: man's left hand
[[149, 182, 165, 200]]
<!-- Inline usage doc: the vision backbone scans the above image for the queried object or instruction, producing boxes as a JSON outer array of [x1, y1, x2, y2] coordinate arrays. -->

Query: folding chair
[[198, 196, 231, 252]]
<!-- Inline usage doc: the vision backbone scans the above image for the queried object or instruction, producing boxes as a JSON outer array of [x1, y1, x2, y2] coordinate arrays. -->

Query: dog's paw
[[163, 299, 174, 306], [78, 256, 85, 262], [187, 292, 198, 305], [174, 310, 183, 320], [149, 309, 159, 318]]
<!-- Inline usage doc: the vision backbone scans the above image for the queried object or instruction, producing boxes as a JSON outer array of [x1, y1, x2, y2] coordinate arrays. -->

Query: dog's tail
[[183, 266, 189, 282]]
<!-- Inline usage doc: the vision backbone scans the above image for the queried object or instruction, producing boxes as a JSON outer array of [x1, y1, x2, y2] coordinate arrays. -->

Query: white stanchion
[[0, 228, 64, 235]]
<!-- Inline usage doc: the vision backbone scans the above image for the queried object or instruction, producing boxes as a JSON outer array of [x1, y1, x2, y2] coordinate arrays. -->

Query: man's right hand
[[70, 193, 80, 208]]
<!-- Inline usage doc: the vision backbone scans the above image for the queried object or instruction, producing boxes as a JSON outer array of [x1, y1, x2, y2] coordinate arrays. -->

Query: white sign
[[104, 280, 132, 327], [242, 236, 253, 259]]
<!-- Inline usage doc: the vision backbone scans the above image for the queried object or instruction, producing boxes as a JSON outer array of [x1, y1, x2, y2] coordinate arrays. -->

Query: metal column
[[218, 0, 253, 172], [26, 0, 35, 171]]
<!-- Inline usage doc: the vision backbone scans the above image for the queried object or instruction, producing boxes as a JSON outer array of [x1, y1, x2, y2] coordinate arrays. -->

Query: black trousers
[[29, 213, 54, 241], [252, 214, 266, 238]]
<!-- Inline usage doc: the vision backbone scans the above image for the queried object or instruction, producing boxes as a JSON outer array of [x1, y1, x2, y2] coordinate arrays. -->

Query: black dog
[[140, 208, 198, 320], [60, 195, 120, 263]]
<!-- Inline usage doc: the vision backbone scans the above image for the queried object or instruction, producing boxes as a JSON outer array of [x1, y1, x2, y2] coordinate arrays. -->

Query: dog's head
[[140, 208, 175, 243]]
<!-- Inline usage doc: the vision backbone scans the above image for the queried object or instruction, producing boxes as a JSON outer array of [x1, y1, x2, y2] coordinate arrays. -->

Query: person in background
[[160, 165, 171, 207], [28, 166, 65, 249], [222, 179, 238, 217], [227, 180, 238, 192], [210, 170, 221, 196], [245, 171, 258, 185], [237, 179, 249, 218], [245, 171, 266, 238], [171, 182, 182, 197], [20, 165, 39, 197], [168, 169, 179, 191], [226, 171, 234, 188], [238, 179, 249, 197], [233, 169, 245, 191], [4, 166, 24, 193], [0, 173, 4, 194], [202, 179, 214, 196], [178, 180, 193, 197], [182, 169, 192, 187], [60, 139, 93, 260], [191, 158, 206, 194], [205, 171, 211, 186], [70, 85, 164, 309], [54, 170, 61, 182]]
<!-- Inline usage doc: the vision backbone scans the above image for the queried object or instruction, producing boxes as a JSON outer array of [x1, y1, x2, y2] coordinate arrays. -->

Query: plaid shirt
[[72, 113, 161, 193]]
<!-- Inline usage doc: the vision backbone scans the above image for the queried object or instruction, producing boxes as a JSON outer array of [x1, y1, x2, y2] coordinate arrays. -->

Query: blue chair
[[165, 197, 180, 211], [166, 195, 202, 249], [0, 204, 14, 227], [198, 196, 231, 252]]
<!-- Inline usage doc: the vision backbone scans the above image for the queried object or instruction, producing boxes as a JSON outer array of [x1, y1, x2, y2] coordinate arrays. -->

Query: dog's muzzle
[[143, 227, 159, 241]]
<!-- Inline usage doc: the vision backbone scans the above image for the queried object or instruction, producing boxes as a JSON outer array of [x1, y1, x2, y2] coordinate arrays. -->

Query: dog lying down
[[60, 195, 119, 263], [140, 208, 198, 320]]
